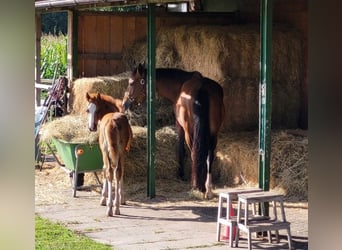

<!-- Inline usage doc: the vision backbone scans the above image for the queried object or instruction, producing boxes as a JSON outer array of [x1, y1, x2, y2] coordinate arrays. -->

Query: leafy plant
[[40, 34, 67, 79]]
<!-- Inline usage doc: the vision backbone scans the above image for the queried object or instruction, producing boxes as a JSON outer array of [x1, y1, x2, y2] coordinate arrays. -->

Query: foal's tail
[[192, 87, 210, 193]]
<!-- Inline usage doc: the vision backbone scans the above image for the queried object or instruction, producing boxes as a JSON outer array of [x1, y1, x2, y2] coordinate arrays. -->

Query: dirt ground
[[35, 156, 308, 250]]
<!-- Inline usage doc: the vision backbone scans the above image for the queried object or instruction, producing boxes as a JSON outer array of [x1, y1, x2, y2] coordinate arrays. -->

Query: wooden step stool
[[216, 187, 261, 247], [236, 191, 293, 250]]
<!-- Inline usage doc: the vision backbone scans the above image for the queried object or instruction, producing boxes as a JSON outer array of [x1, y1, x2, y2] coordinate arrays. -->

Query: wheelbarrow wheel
[[69, 172, 85, 188]]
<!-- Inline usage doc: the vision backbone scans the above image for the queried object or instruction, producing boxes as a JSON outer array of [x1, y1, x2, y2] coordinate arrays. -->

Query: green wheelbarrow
[[52, 138, 103, 197]]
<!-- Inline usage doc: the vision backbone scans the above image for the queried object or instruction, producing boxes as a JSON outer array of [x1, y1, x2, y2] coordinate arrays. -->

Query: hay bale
[[222, 77, 301, 131], [69, 71, 175, 128], [69, 72, 130, 115], [122, 24, 304, 131]]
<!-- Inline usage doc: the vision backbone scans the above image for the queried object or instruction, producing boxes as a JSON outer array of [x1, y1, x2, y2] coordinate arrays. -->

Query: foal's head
[[122, 62, 147, 111], [86, 92, 103, 132]]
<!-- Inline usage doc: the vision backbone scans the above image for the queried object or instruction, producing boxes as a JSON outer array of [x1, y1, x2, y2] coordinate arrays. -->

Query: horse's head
[[122, 62, 147, 111], [86, 92, 101, 132]]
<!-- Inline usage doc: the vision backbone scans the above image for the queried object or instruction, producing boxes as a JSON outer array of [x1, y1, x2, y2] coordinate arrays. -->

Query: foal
[[86, 92, 133, 216]]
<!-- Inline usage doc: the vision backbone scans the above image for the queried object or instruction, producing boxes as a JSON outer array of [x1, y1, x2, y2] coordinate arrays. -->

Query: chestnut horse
[[86, 92, 133, 216], [122, 63, 224, 199]]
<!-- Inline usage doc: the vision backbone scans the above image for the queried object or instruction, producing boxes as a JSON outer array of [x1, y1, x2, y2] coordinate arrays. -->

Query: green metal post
[[147, 3, 156, 198], [258, 0, 273, 193]]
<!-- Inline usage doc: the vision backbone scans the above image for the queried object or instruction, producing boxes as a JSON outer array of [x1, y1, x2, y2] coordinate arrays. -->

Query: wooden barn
[[35, 0, 308, 199], [35, 0, 307, 129]]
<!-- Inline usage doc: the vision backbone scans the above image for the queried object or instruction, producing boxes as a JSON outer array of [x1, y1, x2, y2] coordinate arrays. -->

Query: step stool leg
[[275, 229, 279, 243], [286, 227, 293, 250], [227, 222, 236, 247], [235, 227, 239, 247], [268, 230, 272, 243], [216, 195, 223, 241], [248, 231, 252, 250]]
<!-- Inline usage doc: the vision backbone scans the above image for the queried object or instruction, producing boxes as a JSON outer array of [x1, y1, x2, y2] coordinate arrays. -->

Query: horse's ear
[[86, 92, 90, 100], [138, 61, 145, 76], [97, 92, 101, 99], [132, 59, 137, 70]]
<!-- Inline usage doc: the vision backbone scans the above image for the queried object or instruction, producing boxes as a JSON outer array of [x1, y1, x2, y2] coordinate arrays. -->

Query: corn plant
[[40, 34, 67, 79]]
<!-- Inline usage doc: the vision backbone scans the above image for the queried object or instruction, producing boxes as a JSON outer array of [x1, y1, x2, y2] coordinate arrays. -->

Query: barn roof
[[35, 0, 187, 12]]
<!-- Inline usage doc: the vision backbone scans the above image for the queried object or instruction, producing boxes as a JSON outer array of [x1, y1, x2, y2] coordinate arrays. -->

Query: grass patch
[[35, 215, 112, 250]]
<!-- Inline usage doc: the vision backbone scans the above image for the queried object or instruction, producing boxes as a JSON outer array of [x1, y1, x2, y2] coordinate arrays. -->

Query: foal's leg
[[118, 158, 126, 205], [100, 166, 107, 206], [113, 160, 122, 215], [106, 167, 114, 217]]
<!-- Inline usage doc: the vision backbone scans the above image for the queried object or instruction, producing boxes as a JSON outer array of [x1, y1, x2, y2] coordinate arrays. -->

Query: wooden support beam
[[35, 13, 42, 106]]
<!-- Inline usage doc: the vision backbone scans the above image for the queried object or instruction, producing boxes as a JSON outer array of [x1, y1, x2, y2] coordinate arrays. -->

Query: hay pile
[[40, 115, 99, 144], [122, 24, 304, 131], [39, 114, 307, 200], [214, 130, 308, 200], [40, 117, 180, 180]]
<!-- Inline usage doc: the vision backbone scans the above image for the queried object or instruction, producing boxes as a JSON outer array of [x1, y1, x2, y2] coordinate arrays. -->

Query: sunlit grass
[[35, 215, 113, 250]]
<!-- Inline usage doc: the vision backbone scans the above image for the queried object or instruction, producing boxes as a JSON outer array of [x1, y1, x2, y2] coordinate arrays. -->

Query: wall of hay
[[48, 9, 307, 200], [122, 24, 304, 131]]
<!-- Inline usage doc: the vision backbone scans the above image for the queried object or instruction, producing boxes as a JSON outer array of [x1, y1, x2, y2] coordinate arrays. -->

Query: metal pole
[[258, 0, 273, 193], [147, 3, 156, 198]]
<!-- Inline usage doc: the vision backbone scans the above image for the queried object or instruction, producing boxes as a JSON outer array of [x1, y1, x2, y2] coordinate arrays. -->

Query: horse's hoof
[[114, 209, 120, 215], [204, 192, 213, 200], [106, 208, 113, 217], [100, 198, 106, 206]]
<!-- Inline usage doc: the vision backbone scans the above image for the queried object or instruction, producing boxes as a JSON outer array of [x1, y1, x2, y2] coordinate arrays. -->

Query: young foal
[[86, 92, 133, 216]]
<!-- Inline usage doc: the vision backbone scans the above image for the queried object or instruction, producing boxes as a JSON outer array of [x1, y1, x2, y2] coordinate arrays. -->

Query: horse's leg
[[204, 137, 217, 199], [106, 167, 114, 217], [118, 157, 126, 205], [204, 153, 213, 199], [176, 121, 186, 180], [113, 160, 122, 215], [100, 165, 107, 206]]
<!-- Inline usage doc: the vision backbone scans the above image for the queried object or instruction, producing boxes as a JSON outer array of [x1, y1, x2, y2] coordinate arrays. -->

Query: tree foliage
[[42, 12, 67, 35]]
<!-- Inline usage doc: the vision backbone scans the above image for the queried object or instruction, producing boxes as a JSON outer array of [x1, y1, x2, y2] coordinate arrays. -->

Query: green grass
[[35, 215, 113, 250]]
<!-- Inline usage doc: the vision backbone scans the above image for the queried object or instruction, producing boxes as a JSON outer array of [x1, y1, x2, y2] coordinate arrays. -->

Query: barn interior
[[35, 0, 308, 201]]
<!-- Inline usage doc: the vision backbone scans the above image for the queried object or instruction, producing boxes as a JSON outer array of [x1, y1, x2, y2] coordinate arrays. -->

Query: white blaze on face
[[87, 102, 97, 130]]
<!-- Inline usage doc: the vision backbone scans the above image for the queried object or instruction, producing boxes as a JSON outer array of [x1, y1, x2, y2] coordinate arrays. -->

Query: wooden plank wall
[[77, 1, 307, 79], [77, 11, 237, 77]]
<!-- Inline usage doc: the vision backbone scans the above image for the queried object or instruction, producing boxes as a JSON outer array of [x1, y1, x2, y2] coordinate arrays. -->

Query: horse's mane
[[99, 93, 123, 113]]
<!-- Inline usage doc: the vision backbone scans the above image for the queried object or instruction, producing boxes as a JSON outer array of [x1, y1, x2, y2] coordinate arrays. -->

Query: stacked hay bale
[[69, 71, 174, 128], [122, 24, 304, 131], [122, 24, 307, 200], [69, 72, 129, 115]]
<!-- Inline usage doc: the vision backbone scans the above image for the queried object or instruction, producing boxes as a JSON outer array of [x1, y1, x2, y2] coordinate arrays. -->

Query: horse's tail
[[192, 86, 210, 193], [102, 119, 119, 177]]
